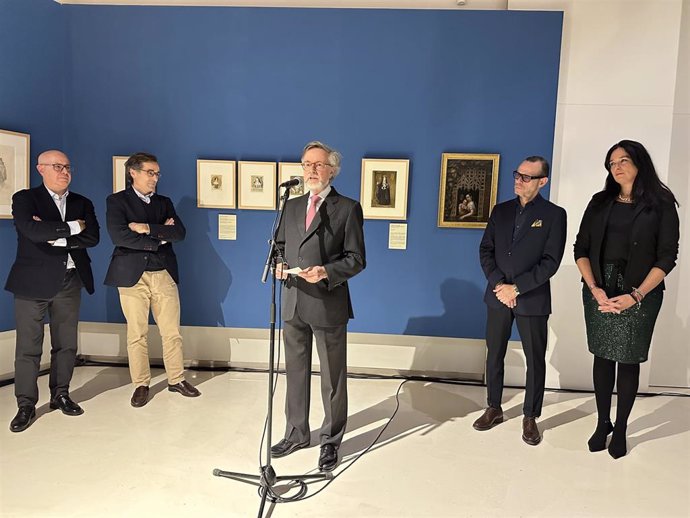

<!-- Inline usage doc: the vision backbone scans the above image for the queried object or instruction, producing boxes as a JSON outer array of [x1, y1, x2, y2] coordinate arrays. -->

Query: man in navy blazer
[[5, 150, 99, 432], [475, 156, 566, 445], [271, 141, 366, 472], [105, 152, 199, 408]]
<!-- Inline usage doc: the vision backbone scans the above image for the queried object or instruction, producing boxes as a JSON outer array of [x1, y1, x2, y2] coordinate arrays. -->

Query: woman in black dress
[[573, 140, 679, 459]]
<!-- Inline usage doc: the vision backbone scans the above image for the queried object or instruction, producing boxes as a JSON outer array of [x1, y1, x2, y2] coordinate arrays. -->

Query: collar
[[516, 192, 543, 209], [132, 186, 154, 204], [309, 184, 332, 202], [44, 185, 69, 201]]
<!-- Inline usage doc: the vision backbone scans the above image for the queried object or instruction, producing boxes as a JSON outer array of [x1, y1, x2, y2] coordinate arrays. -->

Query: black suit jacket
[[5, 185, 99, 299], [573, 192, 679, 292], [104, 187, 186, 288], [276, 187, 366, 327], [479, 194, 567, 316]]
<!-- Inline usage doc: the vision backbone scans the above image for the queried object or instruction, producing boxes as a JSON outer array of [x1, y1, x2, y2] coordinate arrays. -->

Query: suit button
[[144, 255, 148, 260], [63, 261, 67, 266], [633, 241, 638, 246], [508, 252, 512, 256]]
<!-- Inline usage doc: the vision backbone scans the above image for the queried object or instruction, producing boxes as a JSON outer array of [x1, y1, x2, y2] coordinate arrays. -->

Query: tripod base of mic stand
[[213, 465, 332, 516]]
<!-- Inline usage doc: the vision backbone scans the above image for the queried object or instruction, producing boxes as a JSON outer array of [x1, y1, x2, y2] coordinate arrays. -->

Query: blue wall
[[0, 2, 562, 338], [0, 0, 66, 331]]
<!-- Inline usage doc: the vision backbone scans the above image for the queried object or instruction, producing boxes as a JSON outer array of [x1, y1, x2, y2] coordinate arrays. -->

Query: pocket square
[[531, 219, 543, 228]]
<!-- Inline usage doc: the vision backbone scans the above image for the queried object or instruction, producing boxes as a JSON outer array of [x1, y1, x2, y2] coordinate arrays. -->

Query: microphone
[[279, 178, 302, 188]]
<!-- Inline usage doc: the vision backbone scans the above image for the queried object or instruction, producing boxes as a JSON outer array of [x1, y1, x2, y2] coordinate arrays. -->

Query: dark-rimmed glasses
[[513, 170, 546, 183], [39, 163, 72, 173]]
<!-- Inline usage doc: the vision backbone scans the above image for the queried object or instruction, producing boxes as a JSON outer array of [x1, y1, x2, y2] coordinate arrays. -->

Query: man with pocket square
[[475, 156, 566, 445]]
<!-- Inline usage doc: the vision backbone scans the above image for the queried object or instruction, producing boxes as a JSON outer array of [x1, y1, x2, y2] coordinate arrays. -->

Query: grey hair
[[302, 140, 342, 178]]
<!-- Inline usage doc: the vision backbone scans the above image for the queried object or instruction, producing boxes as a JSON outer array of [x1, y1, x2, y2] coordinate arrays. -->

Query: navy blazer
[[104, 187, 186, 288], [5, 185, 99, 299], [573, 192, 679, 292], [276, 187, 366, 327], [479, 194, 567, 316]]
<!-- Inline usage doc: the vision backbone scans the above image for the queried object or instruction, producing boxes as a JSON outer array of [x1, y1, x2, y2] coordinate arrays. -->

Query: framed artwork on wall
[[238, 161, 277, 210], [0, 129, 30, 219], [359, 158, 410, 221], [278, 162, 305, 197], [438, 153, 499, 229], [197, 159, 236, 209], [112, 155, 128, 193]]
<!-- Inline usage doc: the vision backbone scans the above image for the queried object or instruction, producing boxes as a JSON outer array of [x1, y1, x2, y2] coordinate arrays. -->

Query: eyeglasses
[[513, 170, 546, 183], [137, 168, 162, 178], [39, 163, 72, 173], [608, 157, 632, 170], [301, 161, 331, 172]]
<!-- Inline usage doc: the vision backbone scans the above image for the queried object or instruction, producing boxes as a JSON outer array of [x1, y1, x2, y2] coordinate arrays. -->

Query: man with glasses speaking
[[105, 152, 200, 408], [6, 150, 99, 432], [475, 156, 566, 446], [271, 141, 366, 472]]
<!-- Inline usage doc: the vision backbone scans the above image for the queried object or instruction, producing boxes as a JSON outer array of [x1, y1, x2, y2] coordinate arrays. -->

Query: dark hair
[[124, 152, 158, 187], [603, 140, 678, 208], [523, 156, 550, 178]]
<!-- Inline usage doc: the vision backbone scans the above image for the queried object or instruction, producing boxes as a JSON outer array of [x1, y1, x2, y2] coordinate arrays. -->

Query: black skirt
[[582, 263, 663, 364]]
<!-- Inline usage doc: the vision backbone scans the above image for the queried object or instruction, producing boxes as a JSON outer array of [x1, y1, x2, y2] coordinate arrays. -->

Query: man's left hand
[[128, 222, 150, 234], [494, 283, 518, 307], [298, 266, 328, 284]]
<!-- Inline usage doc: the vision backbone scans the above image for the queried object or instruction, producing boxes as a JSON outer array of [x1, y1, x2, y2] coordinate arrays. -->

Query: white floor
[[1, 366, 689, 518]]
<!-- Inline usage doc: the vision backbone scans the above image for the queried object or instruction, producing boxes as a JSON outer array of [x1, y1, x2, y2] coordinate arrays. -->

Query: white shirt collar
[[132, 186, 154, 203], [45, 185, 69, 200], [309, 185, 331, 203]]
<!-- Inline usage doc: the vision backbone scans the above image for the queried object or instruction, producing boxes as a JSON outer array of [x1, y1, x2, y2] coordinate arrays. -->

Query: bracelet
[[588, 283, 597, 291], [630, 290, 642, 307], [514, 285, 520, 296], [632, 287, 645, 301]]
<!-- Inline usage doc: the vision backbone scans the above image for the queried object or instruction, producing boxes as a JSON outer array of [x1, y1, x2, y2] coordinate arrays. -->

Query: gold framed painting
[[237, 161, 277, 210], [112, 155, 128, 193], [197, 159, 236, 209], [0, 129, 30, 219], [359, 158, 410, 220], [438, 153, 499, 229], [278, 162, 305, 197]]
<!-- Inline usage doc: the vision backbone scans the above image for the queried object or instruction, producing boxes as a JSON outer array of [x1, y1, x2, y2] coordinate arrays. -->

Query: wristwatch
[[514, 285, 520, 296]]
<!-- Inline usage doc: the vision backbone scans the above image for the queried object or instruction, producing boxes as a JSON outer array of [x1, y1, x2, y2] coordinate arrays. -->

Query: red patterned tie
[[305, 194, 319, 229]]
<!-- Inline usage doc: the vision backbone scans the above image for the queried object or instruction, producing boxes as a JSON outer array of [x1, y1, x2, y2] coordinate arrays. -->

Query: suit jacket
[[104, 187, 186, 288], [276, 187, 366, 327], [479, 194, 567, 316], [573, 192, 679, 292], [5, 185, 99, 299]]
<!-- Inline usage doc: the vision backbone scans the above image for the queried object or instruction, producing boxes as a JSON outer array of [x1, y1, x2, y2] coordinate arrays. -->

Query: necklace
[[617, 193, 633, 203]]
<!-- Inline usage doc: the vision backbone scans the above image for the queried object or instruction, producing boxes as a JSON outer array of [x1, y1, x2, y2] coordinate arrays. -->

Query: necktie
[[305, 194, 319, 229]]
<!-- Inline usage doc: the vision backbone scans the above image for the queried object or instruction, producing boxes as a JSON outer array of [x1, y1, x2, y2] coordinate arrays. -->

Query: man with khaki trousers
[[105, 152, 200, 407]]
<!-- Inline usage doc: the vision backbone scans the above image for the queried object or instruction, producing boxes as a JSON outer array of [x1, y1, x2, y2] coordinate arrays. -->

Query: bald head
[[37, 149, 71, 195]]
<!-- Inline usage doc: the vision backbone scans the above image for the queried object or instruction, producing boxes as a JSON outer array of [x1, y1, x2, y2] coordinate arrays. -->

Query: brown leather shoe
[[168, 380, 201, 397], [522, 416, 542, 445], [131, 386, 149, 408], [472, 407, 504, 431]]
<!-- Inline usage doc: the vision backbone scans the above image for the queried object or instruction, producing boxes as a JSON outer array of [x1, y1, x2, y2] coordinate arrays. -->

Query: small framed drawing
[[278, 162, 305, 197], [0, 129, 30, 219], [238, 161, 277, 210], [360, 158, 409, 220], [112, 156, 128, 193], [197, 159, 236, 209], [438, 153, 499, 229]]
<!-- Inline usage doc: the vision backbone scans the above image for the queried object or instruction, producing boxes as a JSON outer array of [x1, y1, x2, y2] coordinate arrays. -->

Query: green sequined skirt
[[583, 263, 663, 364]]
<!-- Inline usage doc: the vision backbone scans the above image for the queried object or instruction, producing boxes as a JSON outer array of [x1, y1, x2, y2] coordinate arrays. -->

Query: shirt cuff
[[67, 220, 82, 235], [52, 238, 67, 247]]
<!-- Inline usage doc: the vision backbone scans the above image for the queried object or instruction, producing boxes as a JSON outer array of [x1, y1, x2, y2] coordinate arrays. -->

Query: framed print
[[0, 129, 30, 219], [197, 159, 236, 209], [438, 153, 499, 229], [278, 162, 305, 197], [360, 158, 410, 220], [112, 156, 128, 193], [238, 161, 277, 210]]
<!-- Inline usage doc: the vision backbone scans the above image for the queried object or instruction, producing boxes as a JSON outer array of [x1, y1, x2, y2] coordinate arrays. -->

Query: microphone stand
[[213, 185, 330, 518]]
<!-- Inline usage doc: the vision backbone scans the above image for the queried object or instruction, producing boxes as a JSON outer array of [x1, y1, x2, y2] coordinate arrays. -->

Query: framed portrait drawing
[[237, 161, 277, 210], [278, 162, 305, 197], [112, 156, 128, 193], [197, 159, 236, 209], [359, 158, 410, 220], [438, 153, 499, 229], [0, 129, 30, 219]]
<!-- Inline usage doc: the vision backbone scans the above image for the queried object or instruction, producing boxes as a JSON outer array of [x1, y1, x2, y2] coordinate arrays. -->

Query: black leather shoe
[[49, 394, 84, 416], [168, 380, 201, 397], [318, 444, 338, 472], [271, 438, 310, 458], [472, 407, 504, 431], [131, 386, 150, 408], [10, 406, 36, 433], [522, 416, 542, 446]]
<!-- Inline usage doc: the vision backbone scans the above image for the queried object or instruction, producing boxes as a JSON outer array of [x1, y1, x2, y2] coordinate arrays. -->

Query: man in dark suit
[[5, 150, 99, 432], [271, 141, 366, 472], [475, 156, 566, 445], [105, 152, 200, 408]]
